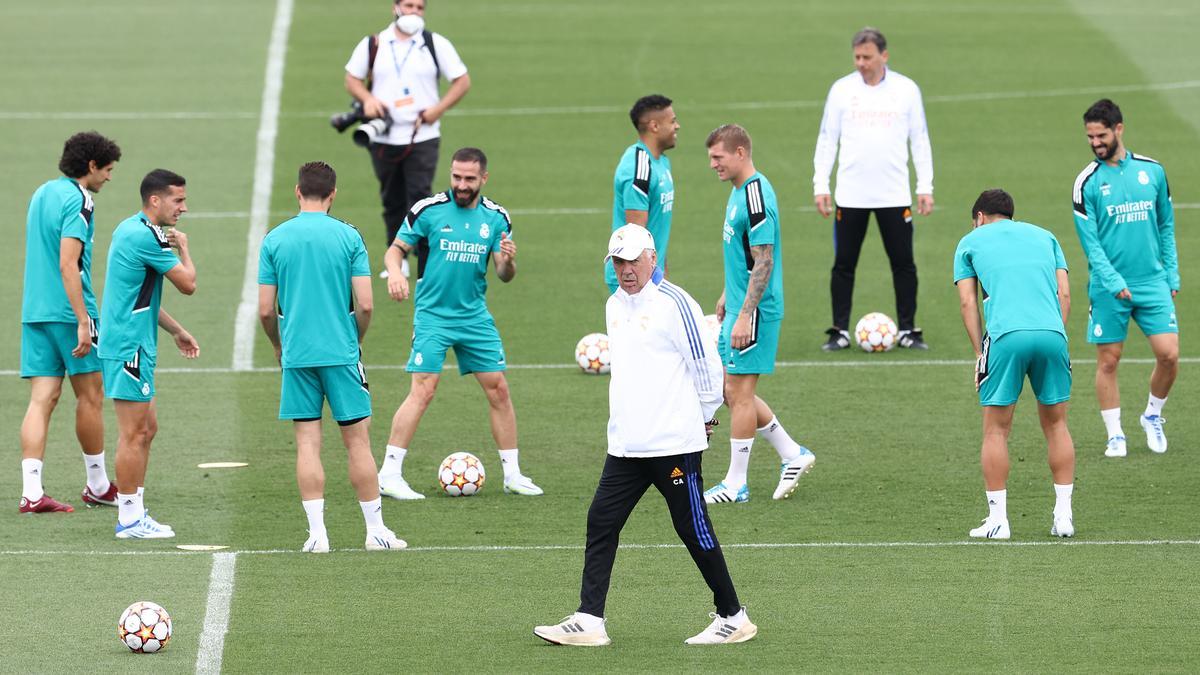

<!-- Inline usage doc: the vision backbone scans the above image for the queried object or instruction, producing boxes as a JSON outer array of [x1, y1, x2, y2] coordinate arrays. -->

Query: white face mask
[[395, 13, 425, 35]]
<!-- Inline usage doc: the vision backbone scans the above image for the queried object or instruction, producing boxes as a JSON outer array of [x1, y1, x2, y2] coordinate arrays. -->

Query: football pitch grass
[[2, 0, 1198, 671]]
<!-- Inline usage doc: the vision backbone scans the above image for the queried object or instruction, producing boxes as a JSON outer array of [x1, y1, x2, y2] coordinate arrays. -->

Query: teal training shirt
[[22, 177, 99, 323], [1072, 150, 1178, 295], [259, 212, 370, 368], [722, 172, 784, 321], [953, 219, 1068, 339], [397, 191, 511, 327], [607, 141, 674, 287], [98, 213, 180, 360]]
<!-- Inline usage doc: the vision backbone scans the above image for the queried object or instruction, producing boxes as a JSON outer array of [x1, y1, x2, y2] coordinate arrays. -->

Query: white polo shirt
[[605, 271, 724, 458], [345, 26, 468, 146], [812, 68, 934, 209]]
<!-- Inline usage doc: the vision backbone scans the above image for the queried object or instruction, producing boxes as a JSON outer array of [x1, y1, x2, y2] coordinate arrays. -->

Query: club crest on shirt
[[479, 223, 489, 239], [1138, 170, 1149, 185]]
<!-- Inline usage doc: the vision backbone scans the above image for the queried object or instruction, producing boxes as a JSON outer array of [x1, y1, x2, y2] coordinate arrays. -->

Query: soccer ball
[[702, 314, 722, 347], [575, 333, 611, 375], [118, 601, 172, 653], [854, 312, 898, 352], [438, 452, 486, 497]]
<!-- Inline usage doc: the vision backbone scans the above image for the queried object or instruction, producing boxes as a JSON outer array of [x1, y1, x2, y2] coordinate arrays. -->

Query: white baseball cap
[[604, 224, 656, 262]]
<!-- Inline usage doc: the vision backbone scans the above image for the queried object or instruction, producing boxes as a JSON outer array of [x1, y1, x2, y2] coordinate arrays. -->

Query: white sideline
[[0, 357, 1195, 378], [231, 0, 294, 372], [0, 539, 1197, 557], [2, 80, 1198, 121], [195, 552, 237, 675]]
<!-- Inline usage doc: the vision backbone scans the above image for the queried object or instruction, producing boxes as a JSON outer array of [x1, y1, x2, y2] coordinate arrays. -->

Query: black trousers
[[830, 205, 919, 331], [578, 452, 740, 618], [368, 138, 440, 248]]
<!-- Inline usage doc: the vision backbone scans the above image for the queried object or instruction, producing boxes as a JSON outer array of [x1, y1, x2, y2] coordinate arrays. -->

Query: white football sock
[[1144, 394, 1167, 418], [302, 499, 326, 535], [985, 489, 1007, 521], [1053, 483, 1073, 517], [83, 451, 110, 493], [21, 458, 44, 501], [574, 611, 604, 628], [720, 607, 749, 626], [499, 448, 520, 480], [1100, 408, 1123, 439], [137, 486, 144, 498], [756, 416, 804, 462], [117, 492, 142, 526], [724, 438, 754, 487], [380, 445, 407, 478], [360, 497, 384, 530]]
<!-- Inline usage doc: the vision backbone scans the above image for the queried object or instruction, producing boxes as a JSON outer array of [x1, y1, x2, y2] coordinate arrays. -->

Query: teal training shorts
[[978, 330, 1071, 407], [718, 310, 780, 375], [280, 363, 371, 421], [21, 320, 100, 378], [1087, 279, 1178, 344], [101, 349, 156, 402], [406, 317, 507, 375]]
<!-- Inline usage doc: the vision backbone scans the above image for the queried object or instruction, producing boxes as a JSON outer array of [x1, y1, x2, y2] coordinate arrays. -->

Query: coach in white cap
[[533, 224, 755, 647]]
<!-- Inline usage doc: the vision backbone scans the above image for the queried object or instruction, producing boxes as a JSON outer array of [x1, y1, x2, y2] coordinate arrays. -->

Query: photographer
[[344, 0, 470, 277]]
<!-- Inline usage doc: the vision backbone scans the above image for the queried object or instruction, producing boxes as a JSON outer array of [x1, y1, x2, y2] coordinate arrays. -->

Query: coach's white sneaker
[[1140, 415, 1167, 454], [379, 475, 425, 500], [504, 474, 544, 496], [772, 450, 816, 500], [365, 527, 407, 551], [302, 531, 330, 553], [1104, 435, 1127, 458], [969, 517, 1010, 540], [1051, 512, 1075, 538], [685, 608, 757, 645], [704, 482, 749, 504], [533, 612, 611, 646]]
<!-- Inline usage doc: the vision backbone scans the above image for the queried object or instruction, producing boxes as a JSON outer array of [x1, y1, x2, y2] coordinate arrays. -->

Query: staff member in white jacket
[[534, 225, 756, 647], [814, 27, 934, 351]]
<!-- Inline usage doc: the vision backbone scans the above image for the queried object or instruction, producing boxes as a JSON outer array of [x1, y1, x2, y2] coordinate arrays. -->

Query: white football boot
[[503, 474, 544, 496], [365, 527, 407, 551], [1050, 512, 1075, 538], [1140, 415, 1167, 454], [969, 517, 1010, 540], [379, 475, 425, 500], [684, 608, 758, 645], [533, 613, 611, 646], [772, 450, 816, 500], [302, 531, 330, 553], [1103, 435, 1127, 458], [114, 511, 175, 539]]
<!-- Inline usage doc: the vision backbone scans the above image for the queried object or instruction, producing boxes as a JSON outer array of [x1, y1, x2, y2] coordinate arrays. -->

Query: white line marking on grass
[[231, 0, 294, 372], [6, 80, 1198, 122], [2, 539, 1198, 557], [1, 357, 1196, 378], [195, 552, 237, 675]]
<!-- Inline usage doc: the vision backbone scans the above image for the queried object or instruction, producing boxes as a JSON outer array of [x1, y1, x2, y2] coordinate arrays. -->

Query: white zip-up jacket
[[606, 269, 724, 458], [812, 67, 934, 208]]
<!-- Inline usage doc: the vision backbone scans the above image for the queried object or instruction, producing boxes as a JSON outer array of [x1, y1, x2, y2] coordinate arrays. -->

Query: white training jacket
[[605, 269, 724, 458], [812, 67, 934, 208]]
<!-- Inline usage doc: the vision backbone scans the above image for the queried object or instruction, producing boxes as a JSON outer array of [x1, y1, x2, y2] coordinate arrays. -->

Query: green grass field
[[2, 0, 1198, 671]]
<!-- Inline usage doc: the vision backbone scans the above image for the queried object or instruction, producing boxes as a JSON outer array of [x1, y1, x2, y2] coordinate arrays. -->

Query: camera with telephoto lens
[[352, 113, 393, 148], [330, 100, 365, 133]]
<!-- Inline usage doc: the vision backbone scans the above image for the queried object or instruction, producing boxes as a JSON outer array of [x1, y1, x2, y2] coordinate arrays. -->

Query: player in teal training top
[[18, 132, 122, 515], [380, 147, 543, 499], [954, 189, 1076, 540], [1072, 99, 1180, 458], [605, 94, 677, 292], [258, 161, 406, 552], [700, 124, 816, 506], [100, 169, 199, 540]]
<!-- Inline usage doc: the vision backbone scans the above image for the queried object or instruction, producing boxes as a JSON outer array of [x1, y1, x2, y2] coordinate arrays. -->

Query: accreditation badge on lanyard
[[391, 40, 418, 110]]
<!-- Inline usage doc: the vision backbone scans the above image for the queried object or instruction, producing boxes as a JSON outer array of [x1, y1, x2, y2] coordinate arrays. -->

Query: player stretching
[[1073, 99, 1180, 457], [956, 189, 1076, 539], [259, 162, 406, 552], [101, 170, 200, 539], [379, 147, 542, 499], [702, 125, 816, 504], [19, 132, 122, 514], [605, 94, 677, 292]]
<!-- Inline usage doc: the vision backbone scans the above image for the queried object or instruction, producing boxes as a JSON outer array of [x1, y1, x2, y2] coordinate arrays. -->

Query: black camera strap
[[366, 31, 441, 88]]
